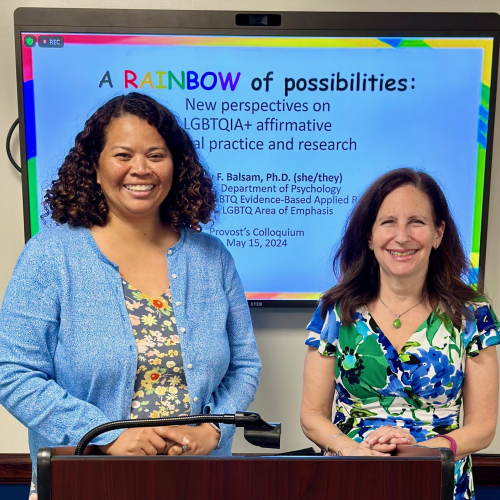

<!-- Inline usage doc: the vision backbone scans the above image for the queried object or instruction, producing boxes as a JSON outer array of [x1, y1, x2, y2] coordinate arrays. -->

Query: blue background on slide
[[27, 37, 485, 295]]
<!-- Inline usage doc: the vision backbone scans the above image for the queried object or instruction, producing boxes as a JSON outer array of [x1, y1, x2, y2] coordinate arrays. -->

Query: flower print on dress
[[353, 311, 370, 341], [431, 412, 460, 435], [136, 340, 147, 354], [307, 300, 500, 500], [372, 326, 402, 374], [141, 313, 158, 327], [129, 314, 141, 326], [464, 315, 477, 347], [155, 386, 167, 396], [162, 319, 174, 332], [144, 369, 162, 384], [336, 323, 390, 400], [149, 297, 169, 309], [475, 305, 498, 332], [466, 304, 500, 357], [454, 459, 472, 500], [320, 307, 340, 345], [377, 375, 406, 399], [169, 334, 180, 344], [122, 279, 192, 421], [334, 380, 355, 406], [401, 347, 459, 403], [125, 298, 141, 311]]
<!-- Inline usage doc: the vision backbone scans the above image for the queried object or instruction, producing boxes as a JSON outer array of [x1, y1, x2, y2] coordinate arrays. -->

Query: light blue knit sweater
[[0, 224, 261, 471]]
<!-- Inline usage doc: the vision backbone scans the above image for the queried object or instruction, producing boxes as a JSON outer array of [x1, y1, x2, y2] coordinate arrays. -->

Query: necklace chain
[[378, 297, 422, 329]]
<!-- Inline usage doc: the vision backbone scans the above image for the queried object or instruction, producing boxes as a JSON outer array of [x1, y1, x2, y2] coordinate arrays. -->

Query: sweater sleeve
[[203, 245, 261, 448], [0, 236, 122, 447]]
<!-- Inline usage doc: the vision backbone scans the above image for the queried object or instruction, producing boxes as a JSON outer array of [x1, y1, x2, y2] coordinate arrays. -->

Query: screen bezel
[[14, 8, 500, 307]]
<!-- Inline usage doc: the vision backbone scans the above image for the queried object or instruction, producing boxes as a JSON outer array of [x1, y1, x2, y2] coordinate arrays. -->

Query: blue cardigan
[[0, 224, 261, 468]]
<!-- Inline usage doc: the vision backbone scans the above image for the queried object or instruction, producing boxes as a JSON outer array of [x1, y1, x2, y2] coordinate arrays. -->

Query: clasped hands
[[98, 423, 220, 456], [337, 425, 417, 456]]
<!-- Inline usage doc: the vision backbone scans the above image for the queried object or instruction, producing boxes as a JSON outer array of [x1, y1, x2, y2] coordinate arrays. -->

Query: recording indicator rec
[[38, 36, 64, 48]]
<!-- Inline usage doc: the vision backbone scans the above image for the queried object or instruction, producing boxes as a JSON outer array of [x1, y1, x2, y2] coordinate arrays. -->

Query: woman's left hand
[[161, 423, 220, 456], [364, 425, 417, 452]]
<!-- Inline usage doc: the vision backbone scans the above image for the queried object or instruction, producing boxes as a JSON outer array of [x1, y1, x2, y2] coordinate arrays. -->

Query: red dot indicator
[[38, 36, 64, 48]]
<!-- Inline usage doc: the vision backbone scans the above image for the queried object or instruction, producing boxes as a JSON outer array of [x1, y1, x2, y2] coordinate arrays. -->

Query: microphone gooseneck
[[75, 411, 280, 455]]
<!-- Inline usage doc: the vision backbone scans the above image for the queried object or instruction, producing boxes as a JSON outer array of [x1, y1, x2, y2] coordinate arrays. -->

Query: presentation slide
[[21, 34, 493, 301]]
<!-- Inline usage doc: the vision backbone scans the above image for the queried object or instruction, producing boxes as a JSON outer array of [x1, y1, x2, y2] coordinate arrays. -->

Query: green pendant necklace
[[379, 297, 422, 329]]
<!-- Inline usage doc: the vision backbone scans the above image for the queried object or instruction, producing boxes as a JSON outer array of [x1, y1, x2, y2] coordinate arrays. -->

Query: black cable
[[6, 118, 20, 173], [75, 414, 237, 455], [75, 411, 277, 455]]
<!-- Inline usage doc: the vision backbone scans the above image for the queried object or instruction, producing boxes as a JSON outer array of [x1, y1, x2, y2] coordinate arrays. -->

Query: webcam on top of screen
[[235, 14, 281, 27]]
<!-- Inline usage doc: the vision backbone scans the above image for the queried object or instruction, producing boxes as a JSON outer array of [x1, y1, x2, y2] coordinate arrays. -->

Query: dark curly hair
[[44, 92, 216, 231], [321, 168, 482, 330]]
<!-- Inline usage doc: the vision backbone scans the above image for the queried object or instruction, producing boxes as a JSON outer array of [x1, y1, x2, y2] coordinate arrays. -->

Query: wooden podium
[[37, 445, 454, 500]]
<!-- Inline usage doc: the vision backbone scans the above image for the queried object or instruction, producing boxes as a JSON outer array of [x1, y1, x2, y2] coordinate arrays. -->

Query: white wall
[[1, 0, 500, 456]]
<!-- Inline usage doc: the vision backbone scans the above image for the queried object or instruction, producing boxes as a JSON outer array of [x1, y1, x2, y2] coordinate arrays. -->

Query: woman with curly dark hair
[[0, 93, 260, 499], [300, 168, 499, 500]]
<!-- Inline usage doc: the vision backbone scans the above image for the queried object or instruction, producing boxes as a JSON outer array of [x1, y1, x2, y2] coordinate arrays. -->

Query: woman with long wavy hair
[[300, 168, 499, 500], [0, 93, 260, 499]]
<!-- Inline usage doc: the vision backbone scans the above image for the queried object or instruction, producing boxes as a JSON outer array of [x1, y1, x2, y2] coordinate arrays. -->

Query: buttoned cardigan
[[0, 224, 261, 469]]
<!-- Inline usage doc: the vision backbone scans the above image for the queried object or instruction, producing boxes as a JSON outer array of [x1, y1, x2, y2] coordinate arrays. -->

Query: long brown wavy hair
[[44, 92, 216, 231], [321, 168, 482, 329]]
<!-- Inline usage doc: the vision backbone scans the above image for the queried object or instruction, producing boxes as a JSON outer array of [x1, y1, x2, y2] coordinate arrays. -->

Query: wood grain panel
[[50, 456, 443, 500], [1, 453, 499, 485]]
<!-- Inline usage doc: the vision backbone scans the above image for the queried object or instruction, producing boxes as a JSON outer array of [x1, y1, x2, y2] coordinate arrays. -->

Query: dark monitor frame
[[13, 9, 500, 307]]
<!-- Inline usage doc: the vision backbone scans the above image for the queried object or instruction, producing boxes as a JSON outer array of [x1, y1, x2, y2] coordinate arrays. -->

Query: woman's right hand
[[364, 425, 416, 453], [337, 440, 390, 457], [97, 427, 177, 456]]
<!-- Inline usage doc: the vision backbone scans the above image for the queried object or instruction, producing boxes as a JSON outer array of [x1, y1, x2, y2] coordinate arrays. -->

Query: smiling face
[[368, 185, 445, 283], [96, 114, 174, 222]]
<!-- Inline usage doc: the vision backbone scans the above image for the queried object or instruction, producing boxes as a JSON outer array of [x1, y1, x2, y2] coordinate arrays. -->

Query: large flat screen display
[[14, 10, 499, 306]]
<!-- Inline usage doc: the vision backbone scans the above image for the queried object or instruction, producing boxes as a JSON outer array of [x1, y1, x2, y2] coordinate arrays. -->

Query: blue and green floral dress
[[305, 300, 500, 500]]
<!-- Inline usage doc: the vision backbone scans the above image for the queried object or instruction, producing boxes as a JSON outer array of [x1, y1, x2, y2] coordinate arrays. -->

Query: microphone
[[74, 411, 281, 455]]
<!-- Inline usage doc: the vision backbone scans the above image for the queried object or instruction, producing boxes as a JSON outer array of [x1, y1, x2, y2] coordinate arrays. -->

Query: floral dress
[[305, 301, 500, 500], [122, 280, 191, 419]]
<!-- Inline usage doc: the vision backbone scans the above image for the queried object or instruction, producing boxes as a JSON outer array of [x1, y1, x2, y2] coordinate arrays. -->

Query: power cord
[[6, 118, 20, 173]]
